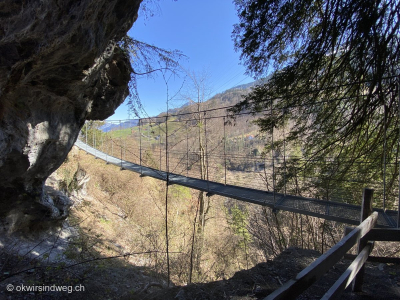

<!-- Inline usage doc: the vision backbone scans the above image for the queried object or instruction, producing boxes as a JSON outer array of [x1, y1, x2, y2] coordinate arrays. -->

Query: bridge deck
[[75, 139, 398, 228]]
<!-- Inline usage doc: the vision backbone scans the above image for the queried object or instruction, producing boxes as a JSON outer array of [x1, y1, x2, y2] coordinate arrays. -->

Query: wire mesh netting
[[80, 74, 400, 227], [77, 99, 400, 228]]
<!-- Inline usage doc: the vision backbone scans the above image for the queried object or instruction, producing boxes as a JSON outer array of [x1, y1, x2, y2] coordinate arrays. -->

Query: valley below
[[1, 146, 399, 299]]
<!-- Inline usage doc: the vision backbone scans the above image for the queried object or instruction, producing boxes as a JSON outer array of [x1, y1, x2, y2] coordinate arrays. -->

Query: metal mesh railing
[[76, 105, 400, 228]]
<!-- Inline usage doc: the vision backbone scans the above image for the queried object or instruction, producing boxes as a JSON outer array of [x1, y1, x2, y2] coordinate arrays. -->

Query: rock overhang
[[0, 0, 142, 233]]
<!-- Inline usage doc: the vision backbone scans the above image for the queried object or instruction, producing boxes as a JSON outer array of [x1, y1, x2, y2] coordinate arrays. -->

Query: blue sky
[[108, 0, 254, 120]]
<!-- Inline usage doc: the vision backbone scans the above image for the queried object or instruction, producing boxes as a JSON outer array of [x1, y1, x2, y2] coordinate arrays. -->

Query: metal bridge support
[[398, 75, 400, 228], [204, 111, 210, 192], [93, 128, 97, 159], [165, 115, 169, 179], [159, 122, 162, 172], [85, 122, 88, 154], [139, 118, 142, 175], [186, 123, 189, 177], [105, 136, 109, 164], [223, 116, 227, 185], [111, 137, 113, 158], [283, 124, 287, 196], [119, 120, 124, 170], [271, 99, 276, 204]]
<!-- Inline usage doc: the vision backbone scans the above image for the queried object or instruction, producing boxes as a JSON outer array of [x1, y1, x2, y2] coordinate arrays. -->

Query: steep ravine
[[0, 0, 141, 232]]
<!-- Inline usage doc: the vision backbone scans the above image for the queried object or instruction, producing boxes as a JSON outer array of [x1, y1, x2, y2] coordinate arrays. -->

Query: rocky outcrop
[[0, 0, 142, 232]]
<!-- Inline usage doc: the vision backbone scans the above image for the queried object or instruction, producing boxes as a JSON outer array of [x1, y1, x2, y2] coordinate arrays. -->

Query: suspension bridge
[[75, 105, 400, 228]]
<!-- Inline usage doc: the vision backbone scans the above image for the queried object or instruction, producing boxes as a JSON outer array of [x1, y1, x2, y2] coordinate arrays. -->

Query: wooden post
[[352, 188, 374, 292], [265, 212, 378, 300]]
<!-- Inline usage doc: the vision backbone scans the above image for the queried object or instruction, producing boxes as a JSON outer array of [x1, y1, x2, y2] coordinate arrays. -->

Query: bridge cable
[[397, 74, 400, 228], [139, 118, 142, 175], [205, 111, 210, 192], [85, 76, 399, 212], [383, 95, 387, 211], [283, 121, 287, 197], [271, 97, 276, 206], [118, 121, 122, 169], [186, 123, 189, 177], [165, 113, 171, 286], [85, 122, 88, 153], [223, 117, 227, 185], [93, 127, 96, 159], [160, 122, 163, 171]]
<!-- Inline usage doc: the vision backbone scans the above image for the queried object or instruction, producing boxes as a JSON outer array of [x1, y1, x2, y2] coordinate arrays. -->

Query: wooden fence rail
[[344, 227, 400, 242], [321, 241, 374, 299], [265, 188, 377, 300]]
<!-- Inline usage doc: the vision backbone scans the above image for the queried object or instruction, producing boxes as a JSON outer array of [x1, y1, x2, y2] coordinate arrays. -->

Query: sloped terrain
[[1, 245, 399, 299], [0, 147, 399, 300], [145, 247, 400, 300]]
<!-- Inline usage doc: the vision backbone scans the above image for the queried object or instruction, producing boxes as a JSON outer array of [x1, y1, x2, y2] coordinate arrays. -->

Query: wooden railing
[[265, 188, 378, 300]]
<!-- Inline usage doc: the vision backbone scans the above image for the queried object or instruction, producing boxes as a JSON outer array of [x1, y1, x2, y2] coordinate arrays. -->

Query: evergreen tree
[[231, 0, 400, 207]]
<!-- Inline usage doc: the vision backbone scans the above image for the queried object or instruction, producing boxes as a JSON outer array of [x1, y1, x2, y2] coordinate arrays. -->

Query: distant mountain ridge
[[226, 81, 256, 91], [100, 119, 139, 132], [103, 78, 267, 127], [157, 78, 271, 118]]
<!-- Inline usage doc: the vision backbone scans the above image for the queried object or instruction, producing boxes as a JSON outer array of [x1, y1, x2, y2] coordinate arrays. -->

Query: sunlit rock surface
[[0, 0, 141, 232]]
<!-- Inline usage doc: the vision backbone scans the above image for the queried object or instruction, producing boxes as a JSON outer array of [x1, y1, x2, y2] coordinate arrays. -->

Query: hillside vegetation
[[1, 145, 398, 299], [2, 83, 399, 297], [73, 83, 399, 283]]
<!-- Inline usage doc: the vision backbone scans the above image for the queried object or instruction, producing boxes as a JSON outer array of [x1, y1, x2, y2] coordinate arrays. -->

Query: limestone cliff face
[[0, 0, 141, 231]]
